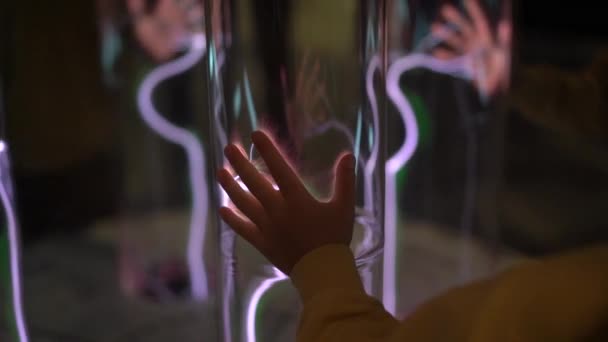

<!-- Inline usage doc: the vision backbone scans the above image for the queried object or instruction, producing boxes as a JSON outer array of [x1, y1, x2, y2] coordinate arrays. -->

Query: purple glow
[[350, 55, 380, 295], [0, 141, 30, 342], [383, 53, 472, 315], [363, 55, 380, 211], [136, 33, 209, 300], [246, 267, 287, 342], [224, 169, 288, 342], [212, 50, 229, 206], [303, 120, 356, 144], [223, 135, 287, 342], [210, 48, 238, 342], [221, 242, 235, 342]]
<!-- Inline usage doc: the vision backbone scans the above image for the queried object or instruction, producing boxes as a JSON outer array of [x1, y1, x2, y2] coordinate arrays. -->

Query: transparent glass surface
[[383, 0, 514, 317], [2, 0, 515, 340], [0, 69, 29, 342], [5, 1, 218, 340], [95, 2, 218, 340], [0, 150, 28, 342], [205, 0, 387, 341], [1, 4, 29, 339], [98, 0, 211, 303]]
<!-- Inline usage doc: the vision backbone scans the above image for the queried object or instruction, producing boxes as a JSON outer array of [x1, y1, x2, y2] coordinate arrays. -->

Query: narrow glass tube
[[205, 1, 387, 341], [383, 0, 512, 317]]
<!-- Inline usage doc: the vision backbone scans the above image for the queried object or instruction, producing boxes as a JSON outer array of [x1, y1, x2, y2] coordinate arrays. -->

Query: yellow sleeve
[[470, 244, 608, 342], [290, 244, 400, 342], [291, 244, 608, 342]]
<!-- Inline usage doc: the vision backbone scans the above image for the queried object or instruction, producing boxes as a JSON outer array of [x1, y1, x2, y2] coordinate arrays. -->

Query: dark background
[[2, 0, 608, 254]]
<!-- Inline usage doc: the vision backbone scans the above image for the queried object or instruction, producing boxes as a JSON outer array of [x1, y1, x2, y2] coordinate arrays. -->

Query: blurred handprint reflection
[[431, 0, 512, 98]]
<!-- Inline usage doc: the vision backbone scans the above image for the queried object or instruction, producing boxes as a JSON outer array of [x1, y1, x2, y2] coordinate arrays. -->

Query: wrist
[[290, 244, 365, 302]]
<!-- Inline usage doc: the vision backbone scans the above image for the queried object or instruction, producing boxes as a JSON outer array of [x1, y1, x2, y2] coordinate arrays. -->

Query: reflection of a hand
[[127, 0, 203, 62], [431, 0, 511, 97], [294, 55, 331, 125], [287, 55, 332, 152]]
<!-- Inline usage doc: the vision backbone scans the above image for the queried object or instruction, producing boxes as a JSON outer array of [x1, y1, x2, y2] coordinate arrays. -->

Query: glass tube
[[1, 2, 29, 336], [97, 0, 215, 303], [205, 1, 387, 341], [0, 137, 29, 342], [6, 1, 218, 339], [383, 0, 512, 317], [0, 119, 29, 342], [94, 2, 221, 340]]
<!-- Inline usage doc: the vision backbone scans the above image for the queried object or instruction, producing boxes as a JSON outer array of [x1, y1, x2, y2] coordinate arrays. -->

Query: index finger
[[465, 0, 492, 43], [441, 4, 474, 39], [251, 131, 309, 200], [224, 143, 280, 209]]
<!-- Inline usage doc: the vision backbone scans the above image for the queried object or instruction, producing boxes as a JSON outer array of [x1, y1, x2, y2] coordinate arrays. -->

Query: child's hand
[[218, 131, 356, 275]]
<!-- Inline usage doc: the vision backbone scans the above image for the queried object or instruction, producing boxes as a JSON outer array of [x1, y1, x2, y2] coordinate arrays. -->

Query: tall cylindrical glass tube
[[0, 69, 30, 342], [383, 0, 513, 317], [1, 2, 29, 338], [205, 1, 387, 341], [97, 0, 216, 304], [0, 130, 29, 342]]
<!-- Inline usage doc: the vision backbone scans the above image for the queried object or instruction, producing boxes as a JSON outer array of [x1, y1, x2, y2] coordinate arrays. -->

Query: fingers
[[441, 4, 474, 39], [431, 23, 467, 53], [433, 48, 458, 60], [464, 0, 492, 43], [331, 153, 356, 212], [224, 144, 280, 209], [251, 131, 309, 200], [217, 168, 268, 227], [219, 207, 267, 251]]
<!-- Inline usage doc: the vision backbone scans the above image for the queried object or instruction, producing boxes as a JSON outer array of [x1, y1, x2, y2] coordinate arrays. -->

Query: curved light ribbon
[[136, 33, 209, 300], [364, 55, 381, 212], [383, 53, 472, 315], [246, 267, 287, 342], [0, 141, 29, 342]]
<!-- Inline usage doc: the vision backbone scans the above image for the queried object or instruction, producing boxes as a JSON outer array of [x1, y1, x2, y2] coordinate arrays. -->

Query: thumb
[[331, 153, 356, 211]]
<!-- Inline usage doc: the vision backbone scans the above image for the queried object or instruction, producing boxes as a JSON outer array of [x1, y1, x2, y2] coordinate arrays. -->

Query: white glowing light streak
[[211, 56, 288, 339], [0, 141, 29, 342], [136, 33, 209, 300], [354, 110, 363, 174], [209, 46, 239, 342], [229, 177, 287, 342], [363, 55, 380, 212], [243, 70, 258, 131], [246, 267, 287, 342], [383, 53, 473, 315], [209, 47, 229, 162]]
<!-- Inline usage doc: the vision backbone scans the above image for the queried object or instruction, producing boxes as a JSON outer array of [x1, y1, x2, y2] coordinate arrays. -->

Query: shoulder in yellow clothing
[[291, 243, 608, 341]]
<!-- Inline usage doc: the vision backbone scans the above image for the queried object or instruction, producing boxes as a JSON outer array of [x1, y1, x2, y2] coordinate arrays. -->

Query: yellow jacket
[[291, 244, 608, 341]]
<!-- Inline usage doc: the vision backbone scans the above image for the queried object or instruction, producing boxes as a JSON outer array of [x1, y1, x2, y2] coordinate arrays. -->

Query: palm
[[218, 131, 356, 275]]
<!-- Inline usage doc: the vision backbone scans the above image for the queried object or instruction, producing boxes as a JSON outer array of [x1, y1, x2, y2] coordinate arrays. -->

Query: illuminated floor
[[21, 216, 521, 341]]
